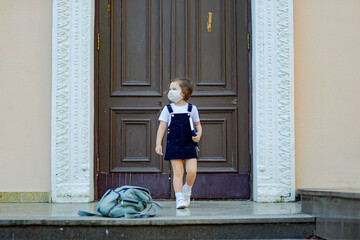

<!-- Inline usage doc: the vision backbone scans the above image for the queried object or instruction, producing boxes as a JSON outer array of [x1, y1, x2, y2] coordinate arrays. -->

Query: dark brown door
[[97, 0, 250, 199]]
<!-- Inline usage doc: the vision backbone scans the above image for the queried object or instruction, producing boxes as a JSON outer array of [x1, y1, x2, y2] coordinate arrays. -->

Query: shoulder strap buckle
[[166, 104, 173, 113], [187, 103, 193, 113]]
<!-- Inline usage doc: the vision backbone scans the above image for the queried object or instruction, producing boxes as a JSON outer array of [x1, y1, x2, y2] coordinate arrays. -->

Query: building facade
[[0, 0, 359, 203]]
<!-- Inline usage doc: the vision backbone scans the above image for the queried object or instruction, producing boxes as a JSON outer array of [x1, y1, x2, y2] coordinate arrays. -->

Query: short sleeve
[[191, 105, 200, 123], [158, 107, 169, 123]]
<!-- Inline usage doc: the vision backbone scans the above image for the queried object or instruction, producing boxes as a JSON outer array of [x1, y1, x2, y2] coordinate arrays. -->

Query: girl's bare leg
[[184, 158, 197, 186], [170, 159, 184, 192]]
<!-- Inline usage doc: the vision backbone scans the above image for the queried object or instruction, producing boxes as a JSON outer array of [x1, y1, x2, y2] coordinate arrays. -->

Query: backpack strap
[[78, 210, 125, 218], [78, 210, 104, 217], [125, 212, 151, 218], [122, 200, 163, 218], [187, 103, 193, 113], [166, 104, 173, 113]]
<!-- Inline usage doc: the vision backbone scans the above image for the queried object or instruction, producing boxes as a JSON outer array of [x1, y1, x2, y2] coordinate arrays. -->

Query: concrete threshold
[[0, 201, 315, 239]]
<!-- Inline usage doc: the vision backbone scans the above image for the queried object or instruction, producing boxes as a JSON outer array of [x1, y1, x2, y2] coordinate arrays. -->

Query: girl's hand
[[192, 132, 201, 142], [155, 144, 163, 155]]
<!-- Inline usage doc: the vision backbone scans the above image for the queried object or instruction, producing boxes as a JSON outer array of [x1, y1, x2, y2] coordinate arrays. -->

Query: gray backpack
[[78, 186, 163, 218]]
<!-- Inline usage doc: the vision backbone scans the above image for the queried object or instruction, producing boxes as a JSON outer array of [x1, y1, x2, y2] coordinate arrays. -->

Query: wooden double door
[[96, 0, 250, 199]]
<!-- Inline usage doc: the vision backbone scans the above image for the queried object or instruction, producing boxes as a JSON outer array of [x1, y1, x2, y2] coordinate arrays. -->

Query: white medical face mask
[[167, 90, 183, 103]]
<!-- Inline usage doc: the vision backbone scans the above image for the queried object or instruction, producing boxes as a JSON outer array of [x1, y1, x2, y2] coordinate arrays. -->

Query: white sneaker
[[183, 185, 191, 207], [176, 198, 187, 209]]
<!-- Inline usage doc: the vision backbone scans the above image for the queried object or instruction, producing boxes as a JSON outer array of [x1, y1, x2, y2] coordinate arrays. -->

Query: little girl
[[155, 78, 202, 209]]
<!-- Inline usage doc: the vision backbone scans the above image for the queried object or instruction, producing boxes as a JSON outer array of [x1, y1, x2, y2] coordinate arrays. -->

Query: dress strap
[[166, 104, 173, 113], [187, 103, 193, 113]]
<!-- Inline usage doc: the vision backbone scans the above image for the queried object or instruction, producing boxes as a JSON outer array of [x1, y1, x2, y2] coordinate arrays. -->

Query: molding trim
[[51, 0, 95, 202], [252, 0, 295, 202], [50, 0, 295, 202]]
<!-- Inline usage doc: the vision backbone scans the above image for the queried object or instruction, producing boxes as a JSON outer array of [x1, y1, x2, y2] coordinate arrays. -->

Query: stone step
[[0, 201, 315, 239], [299, 188, 360, 240]]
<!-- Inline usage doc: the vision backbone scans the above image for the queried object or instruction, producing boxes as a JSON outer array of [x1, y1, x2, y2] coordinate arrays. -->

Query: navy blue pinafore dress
[[164, 103, 198, 161]]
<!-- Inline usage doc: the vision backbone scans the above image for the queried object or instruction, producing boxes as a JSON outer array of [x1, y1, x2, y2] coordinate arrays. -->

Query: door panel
[[197, 108, 238, 172], [193, 174, 250, 198], [198, 0, 226, 85], [97, 0, 250, 200], [111, 0, 162, 96], [189, 0, 237, 95], [110, 107, 161, 172], [98, 173, 171, 199], [98, 0, 171, 199]]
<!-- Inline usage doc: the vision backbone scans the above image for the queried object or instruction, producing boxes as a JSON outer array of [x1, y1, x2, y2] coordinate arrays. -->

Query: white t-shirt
[[158, 103, 200, 126]]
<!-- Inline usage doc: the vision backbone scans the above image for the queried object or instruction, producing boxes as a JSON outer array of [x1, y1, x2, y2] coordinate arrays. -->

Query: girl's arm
[[155, 121, 167, 155], [192, 122, 202, 142]]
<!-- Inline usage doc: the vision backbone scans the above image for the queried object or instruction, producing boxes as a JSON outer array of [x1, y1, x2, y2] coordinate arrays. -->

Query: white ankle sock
[[175, 192, 184, 200], [184, 183, 192, 193]]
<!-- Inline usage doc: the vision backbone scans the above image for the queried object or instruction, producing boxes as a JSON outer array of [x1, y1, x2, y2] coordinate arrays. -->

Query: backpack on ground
[[78, 186, 163, 218]]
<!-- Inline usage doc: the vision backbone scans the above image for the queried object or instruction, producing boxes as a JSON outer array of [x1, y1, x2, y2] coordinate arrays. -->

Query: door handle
[[231, 99, 237, 105]]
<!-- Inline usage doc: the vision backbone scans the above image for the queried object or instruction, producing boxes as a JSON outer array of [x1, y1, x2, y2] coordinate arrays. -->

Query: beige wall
[[1, 0, 359, 194], [0, 1, 52, 192], [294, 0, 360, 189]]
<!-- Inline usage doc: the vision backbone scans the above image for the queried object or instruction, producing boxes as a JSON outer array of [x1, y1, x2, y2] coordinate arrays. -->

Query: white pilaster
[[252, 0, 295, 202], [51, 0, 95, 202]]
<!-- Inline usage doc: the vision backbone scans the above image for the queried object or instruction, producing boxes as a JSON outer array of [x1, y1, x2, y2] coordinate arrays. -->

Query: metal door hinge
[[247, 33, 250, 50], [97, 32, 100, 51], [97, 154, 100, 172]]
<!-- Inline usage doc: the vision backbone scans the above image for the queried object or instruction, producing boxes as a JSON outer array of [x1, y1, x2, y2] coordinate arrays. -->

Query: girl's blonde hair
[[168, 78, 194, 101]]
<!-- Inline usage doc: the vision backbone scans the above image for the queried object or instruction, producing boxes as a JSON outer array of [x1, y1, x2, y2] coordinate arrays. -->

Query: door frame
[[94, 0, 252, 200], [94, 0, 100, 201], [51, 0, 295, 203]]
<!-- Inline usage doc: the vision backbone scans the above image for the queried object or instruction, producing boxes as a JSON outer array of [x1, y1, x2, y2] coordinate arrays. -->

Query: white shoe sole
[[176, 199, 187, 209], [176, 204, 187, 209]]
